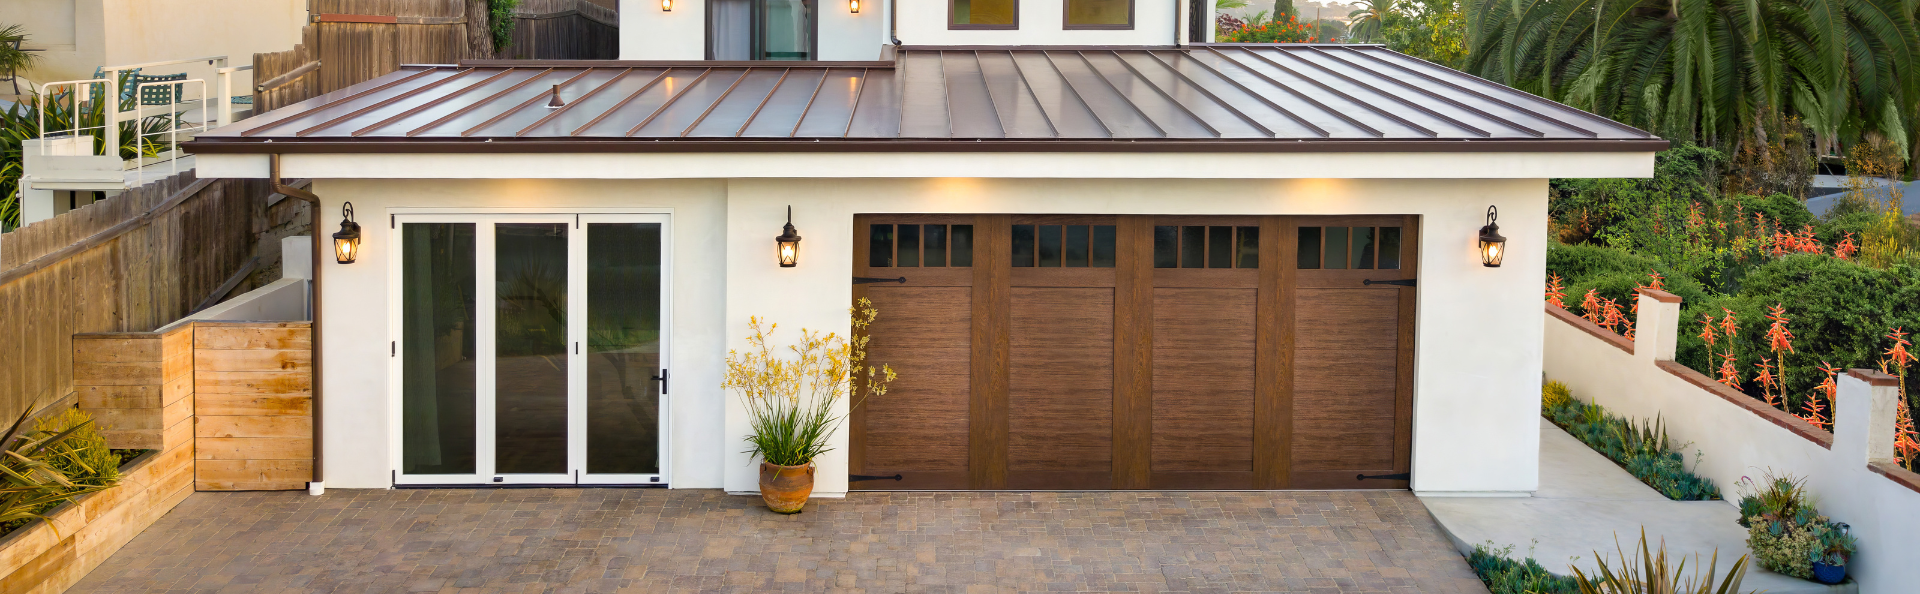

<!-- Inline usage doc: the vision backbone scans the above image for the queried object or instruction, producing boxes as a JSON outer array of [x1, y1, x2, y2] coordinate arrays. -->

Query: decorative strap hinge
[[1356, 472, 1411, 481], [852, 276, 906, 285], [1363, 278, 1416, 287], [849, 474, 904, 482]]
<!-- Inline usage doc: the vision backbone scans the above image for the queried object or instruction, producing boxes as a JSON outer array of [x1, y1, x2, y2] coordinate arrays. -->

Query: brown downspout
[[271, 154, 324, 492]]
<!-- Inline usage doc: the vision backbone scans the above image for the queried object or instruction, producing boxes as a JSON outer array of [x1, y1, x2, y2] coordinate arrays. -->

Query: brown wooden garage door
[[850, 215, 1416, 490]]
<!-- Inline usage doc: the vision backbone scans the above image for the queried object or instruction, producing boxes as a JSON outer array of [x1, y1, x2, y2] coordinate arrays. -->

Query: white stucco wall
[[619, 0, 707, 60], [1544, 296, 1920, 593], [616, 0, 1179, 60], [2, 0, 305, 93], [896, 0, 1179, 46], [718, 176, 1549, 495], [309, 178, 732, 490]]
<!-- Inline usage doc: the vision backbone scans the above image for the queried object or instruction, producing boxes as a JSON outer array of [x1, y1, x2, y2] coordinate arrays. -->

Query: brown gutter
[[187, 138, 1671, 154], [270, 155, 324, 491]]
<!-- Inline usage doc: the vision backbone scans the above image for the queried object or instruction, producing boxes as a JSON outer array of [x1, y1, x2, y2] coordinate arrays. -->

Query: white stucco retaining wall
[[1544, 294, 1920, 593]]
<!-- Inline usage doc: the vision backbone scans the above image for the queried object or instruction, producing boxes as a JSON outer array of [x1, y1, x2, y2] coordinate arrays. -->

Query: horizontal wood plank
[[195, 437, 313, 461], [195, 459, 312, 491], [78, 385, 161, 409], [193, 326, 311, 350], [72, 361, 162, 386], [193, 393, 313, 416], [195, 371, 312, 395], [194, 349, 311, 373], [196, 415, 312, 439]]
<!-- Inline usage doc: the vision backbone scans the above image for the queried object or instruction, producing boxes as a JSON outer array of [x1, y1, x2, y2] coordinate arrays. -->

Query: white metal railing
[[133, 78, 211, 186], [33, 56, 246, 163]]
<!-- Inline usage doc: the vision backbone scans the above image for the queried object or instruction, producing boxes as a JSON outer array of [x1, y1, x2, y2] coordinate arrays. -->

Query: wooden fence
[[0, 172, 268, 422], [501, 0, 620, 61], [252, 0, 618, 112]]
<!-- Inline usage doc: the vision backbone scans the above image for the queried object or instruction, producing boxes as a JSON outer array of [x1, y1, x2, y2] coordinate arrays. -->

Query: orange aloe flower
[[1754, 358, 1779, 407], [1545, 274, 1567, 308], [1837, 232, 1859, 260], [1699, 313, 1719, 350], [1719, 308, 1739, 341], [1765, 305, 1795, 354], [1580, 289, 1602, 324], [1799, 361, 1840, 431], [1717, 352, 1742, 390]]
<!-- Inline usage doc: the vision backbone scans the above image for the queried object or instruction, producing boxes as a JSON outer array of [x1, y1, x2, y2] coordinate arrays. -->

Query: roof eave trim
[[182, 138, 1670, 154]]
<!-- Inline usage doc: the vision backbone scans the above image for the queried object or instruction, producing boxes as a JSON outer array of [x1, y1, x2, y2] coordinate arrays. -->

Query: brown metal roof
[[187, 45, 1666, 153]]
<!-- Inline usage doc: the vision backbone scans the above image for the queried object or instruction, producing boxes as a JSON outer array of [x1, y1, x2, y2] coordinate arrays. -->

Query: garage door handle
[[1357, 472, 1410, 481], [849, 474, 903, 482], [1363, 278, 1416, 287], [853, 276, 907, 285]]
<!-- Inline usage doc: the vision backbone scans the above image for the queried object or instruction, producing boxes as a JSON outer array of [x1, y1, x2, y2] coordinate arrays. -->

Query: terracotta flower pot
[[758, 461, 816, 514]]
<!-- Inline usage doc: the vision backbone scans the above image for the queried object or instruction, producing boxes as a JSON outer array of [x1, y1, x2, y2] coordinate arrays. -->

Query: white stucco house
[[183, 0, 1664, 496]]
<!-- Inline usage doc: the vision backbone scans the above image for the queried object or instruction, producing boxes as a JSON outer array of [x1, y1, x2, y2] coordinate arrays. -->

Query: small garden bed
[[1542, 381, 1721, 500], [1467, 543, 1577, 594]]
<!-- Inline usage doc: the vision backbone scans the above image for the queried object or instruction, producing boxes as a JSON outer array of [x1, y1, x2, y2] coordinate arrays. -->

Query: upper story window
[[1065, 0, 1131, 29], [950, 0, 1017, 29], [711, 0, 816, 60]]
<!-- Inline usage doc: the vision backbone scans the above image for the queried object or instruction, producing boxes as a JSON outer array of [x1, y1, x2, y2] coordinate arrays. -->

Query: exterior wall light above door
[[661, 0, 672, 11], [333, 202, 361, 264], [1478, 205, 1506, 267], [850, 0, 860, 12], [776, 206, 802, 267]]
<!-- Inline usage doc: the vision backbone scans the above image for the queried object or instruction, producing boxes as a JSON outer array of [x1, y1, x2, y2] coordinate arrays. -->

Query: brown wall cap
[[1634, 288, 1682, 303], [1868, 460, 1920, 495], [1659, 360, 1835, 449], [1848, 368, 1901, 387], [1546, 303, 1633, 354]]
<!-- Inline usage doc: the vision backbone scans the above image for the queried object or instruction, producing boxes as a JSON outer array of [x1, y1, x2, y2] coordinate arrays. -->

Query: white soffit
[[197, 151, 1656, 180]]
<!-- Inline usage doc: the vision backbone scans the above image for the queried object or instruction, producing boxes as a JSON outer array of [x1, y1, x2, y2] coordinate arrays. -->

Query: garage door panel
[[1294, 289, 1399, 349], [1292, 349, 1397, 397], [1150, 288, 1257, 349], [860, 282, 972, 486], [865, 288, 972, 348], [1291, 428, 1395, 469], [1009, 287, 1114, 478]]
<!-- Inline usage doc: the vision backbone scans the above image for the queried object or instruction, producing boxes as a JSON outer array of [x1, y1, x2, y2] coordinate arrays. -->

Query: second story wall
[[619, 0, 1179, 61], [2, 0, 306, 93]]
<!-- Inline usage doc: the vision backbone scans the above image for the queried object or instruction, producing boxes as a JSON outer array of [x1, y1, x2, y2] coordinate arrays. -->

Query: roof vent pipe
[[547, 84, 565, 108]]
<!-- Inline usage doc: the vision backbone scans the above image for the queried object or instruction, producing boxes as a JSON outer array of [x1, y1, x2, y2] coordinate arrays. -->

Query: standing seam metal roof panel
[[186, 46, 1665, 152]]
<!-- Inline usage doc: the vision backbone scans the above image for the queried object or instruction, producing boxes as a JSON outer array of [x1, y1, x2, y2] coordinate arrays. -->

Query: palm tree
[[1349, 0, 1397, 41], [1463, 0, 1919, 162]]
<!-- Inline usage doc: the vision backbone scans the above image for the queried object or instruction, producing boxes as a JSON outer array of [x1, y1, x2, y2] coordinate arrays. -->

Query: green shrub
[[1467, 542, 1577, 594], [1572, 528, 1755, 594], [0, 406, 124, 536], [1542, 384, 1721, 501]]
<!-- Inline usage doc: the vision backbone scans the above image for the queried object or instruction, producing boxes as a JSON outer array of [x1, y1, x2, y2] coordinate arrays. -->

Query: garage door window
[[871, 224, 974, 267], [1152, 225, 1257, 268], [1298, 226, 1401, 270], [1011, 224, 1116, 267]]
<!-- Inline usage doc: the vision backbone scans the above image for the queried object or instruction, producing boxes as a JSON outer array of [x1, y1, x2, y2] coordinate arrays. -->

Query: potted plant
[[1809, 523, 1856, 585], [1736, 473, 1857, 584], [723, 299, 894, 514]]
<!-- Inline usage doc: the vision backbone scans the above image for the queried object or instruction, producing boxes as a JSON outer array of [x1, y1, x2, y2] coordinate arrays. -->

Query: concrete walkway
[[75, 489, 1487, 593], [1421, 418, 1853, 594]]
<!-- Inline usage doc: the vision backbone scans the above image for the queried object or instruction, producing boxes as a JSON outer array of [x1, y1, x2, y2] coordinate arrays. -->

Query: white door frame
[[389, 212, 673, 487]]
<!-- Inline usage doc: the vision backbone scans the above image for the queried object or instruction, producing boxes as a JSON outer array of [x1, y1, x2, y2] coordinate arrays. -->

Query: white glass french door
[[393, 214, 670, 486]]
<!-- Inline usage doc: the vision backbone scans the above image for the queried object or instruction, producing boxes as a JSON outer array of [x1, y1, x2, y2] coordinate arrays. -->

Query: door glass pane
[[710, 0, 751, 60], [587, 223, 663, 475], [951, 225, 974, 266], [1297, 226, 1321, 269], [1180, 226, 1205, 268], [869, 224, 893, 267], [925, 225, 948, 267], [953, 0, 1015, 25], [1207, 226, 1233, 268], [1236, 226, 1259, 268], [1091, 225, 1117, 268], [1011, 224, 1035, 267], [1352, 226, 1375, 269], [898, 224, 921, 267], [1153, 226, 1178, 268], [1037, 225, 1063, 267], [1063, 225, 1090, 267], [759, 0, 814, 60], [495, 223, 569, 475], [1378, 227, 1402, 270], [1324, 226, 1349, 269], [402, 224, 477, 475]]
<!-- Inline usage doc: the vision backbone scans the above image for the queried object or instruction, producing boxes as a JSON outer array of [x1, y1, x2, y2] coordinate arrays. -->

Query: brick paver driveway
[[73, 489, 1487, 593]]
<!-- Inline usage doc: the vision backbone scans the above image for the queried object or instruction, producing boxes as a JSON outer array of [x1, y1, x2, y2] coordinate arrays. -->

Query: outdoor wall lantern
[[775, 206, 802, 268], [1477, 205, 1506, 268], [850, 0, 861, 13], [333, 202, 362, 264], [661, 0, 672, 11]]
